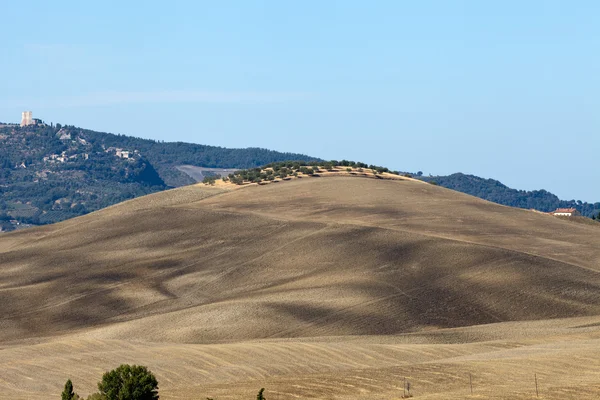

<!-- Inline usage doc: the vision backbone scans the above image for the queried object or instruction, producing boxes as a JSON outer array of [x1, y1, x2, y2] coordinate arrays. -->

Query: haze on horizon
[[1, 1, 598, 201]]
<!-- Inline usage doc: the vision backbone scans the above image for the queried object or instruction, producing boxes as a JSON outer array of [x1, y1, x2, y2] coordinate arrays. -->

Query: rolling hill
[[1, 175, 600, 399]]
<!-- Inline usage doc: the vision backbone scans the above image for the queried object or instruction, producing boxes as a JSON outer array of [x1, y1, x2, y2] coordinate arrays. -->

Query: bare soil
[[1, 177, 600, 399]]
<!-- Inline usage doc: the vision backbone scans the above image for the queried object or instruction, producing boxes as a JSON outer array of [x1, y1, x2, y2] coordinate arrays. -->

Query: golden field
[[1, 176, 600, 399]]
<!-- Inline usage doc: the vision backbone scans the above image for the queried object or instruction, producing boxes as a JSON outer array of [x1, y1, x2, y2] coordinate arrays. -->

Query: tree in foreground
[[98, 364, 159, 400], [86, 394, 105, 400], [62, 379, 76, 400]]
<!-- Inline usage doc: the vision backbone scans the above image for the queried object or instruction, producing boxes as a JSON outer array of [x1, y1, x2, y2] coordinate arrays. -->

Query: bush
[[98, 364, 159, 400], [202, 176, 216, 185]]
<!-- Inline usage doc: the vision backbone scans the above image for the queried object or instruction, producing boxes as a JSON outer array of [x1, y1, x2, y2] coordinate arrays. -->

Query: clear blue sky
[[1, 1, 598, 201]]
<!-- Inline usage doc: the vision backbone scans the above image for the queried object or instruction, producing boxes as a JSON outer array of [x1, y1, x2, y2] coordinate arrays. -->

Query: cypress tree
[[61, 379, 75, 400]]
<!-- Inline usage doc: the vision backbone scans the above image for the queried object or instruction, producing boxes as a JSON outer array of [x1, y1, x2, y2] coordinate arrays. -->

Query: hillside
[[79, 127, 319, 186], [2, 175, 600, 398], [0, 123, 317, 231], [421, 172, 600, 217], [0, 124, 166, 231]]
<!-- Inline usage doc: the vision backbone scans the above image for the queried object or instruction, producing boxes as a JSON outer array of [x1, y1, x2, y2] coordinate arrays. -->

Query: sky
[[1, 1, 599, 201]]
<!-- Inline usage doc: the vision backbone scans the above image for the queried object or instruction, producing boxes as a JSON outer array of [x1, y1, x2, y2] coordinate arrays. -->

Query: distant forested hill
[[421, 173, 600, 217], [0, 124, 318, 231], [80, 128, 319, 187]]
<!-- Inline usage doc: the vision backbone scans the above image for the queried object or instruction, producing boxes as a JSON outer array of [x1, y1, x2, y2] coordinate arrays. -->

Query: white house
[[550, 208, 580, 217]]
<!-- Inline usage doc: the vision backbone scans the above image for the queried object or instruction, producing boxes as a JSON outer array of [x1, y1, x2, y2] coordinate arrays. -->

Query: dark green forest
[[80, 128, 319, 187]]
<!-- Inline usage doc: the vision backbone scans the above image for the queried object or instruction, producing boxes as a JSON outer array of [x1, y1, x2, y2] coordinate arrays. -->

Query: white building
[[550, 208, 580, 217], [20, 111, 33, 127], [115, 149, 130, 159], [20, 111, 44, 127]]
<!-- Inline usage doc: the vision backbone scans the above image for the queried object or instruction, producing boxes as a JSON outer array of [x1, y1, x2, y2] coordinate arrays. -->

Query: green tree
[[98, 364, 159, 400], [202, 176, 216, 185], [62, 379, 76, 400], [257, 388, 266, 400]]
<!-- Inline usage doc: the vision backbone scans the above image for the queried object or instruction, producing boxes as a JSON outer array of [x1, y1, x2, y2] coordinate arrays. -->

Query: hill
[[0, 124, 317, 231], [421, 172, 600, 217], [2, 175, 600, 398], [78, 126, 319, 186]]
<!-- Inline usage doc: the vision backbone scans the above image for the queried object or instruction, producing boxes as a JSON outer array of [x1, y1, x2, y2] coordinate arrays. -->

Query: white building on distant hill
[[115, 149, 130, 159], [550, 208, 580, 217], [21, 111, 33, 126], [20, 111, 44, 127]]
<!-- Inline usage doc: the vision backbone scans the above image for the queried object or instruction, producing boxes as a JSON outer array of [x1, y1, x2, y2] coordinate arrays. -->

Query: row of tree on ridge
[[203, 160, 406, 185]]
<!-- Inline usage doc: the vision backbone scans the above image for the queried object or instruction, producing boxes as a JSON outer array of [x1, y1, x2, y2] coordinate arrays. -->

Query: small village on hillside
[[0, 112, 154, 233], [2, 111, 141, 164]]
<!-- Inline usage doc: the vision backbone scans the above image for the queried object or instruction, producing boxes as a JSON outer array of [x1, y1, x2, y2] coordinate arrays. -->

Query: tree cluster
[[61, 364, 159, 400], [61, 367, 271, 400], [227, 160, 401, 185]]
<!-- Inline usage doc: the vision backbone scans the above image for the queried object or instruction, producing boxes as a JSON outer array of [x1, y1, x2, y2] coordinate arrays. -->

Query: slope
[[3, 176, 600, 399], [1, 177, 600, 344]]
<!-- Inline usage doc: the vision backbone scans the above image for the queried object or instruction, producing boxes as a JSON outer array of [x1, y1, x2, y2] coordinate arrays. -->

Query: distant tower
[[21, 111, 33, 127]]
